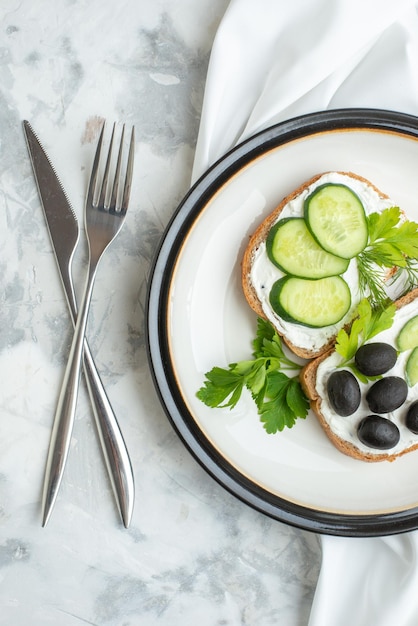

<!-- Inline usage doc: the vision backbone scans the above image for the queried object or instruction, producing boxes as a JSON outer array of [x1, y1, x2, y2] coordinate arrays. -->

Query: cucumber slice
[[406, 347, 418, 386], [266, 218, 349, 278], [304, 183, 368, 259], [269, 275, 351, 327], [397, 315, 418, 351]]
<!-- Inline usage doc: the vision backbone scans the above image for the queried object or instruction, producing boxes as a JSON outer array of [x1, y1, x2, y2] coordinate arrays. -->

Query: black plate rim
[[146, 107, 418, 537]]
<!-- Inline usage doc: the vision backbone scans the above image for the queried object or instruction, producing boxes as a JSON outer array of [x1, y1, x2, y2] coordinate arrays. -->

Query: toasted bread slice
[[241, 171, 392, 359], [300, 288, 418, 462]]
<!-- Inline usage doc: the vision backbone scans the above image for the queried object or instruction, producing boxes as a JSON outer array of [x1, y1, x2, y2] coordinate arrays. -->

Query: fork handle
[[61, 268, 134, 528], [42, 263, 98, 526], [82, 341, 134, 528]]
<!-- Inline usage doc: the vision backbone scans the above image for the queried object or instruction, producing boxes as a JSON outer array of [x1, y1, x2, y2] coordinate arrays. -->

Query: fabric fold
[[308, 533, 418, 626], [192, 0, 418, 182]]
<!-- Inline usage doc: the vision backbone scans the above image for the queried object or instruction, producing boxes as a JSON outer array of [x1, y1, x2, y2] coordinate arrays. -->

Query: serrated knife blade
[[24, 122, 79, 305], [23, 120, 134, 527]]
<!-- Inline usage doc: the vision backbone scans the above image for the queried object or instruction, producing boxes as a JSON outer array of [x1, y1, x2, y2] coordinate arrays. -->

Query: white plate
[[147, 109, 418, 536]]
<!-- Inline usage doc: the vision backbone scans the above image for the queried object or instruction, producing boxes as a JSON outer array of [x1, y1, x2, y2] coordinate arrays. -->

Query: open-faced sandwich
[[301, 289, 418, 462], [241, 171, 399, 358]]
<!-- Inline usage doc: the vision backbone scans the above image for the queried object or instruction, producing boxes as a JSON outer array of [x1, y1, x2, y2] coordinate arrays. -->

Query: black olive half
[[327, 370, 361, 416], [355, 342, 397, 376], [406, 401, 418, 434], [366, 376, 408, 414], [358, 415, 400, 450]]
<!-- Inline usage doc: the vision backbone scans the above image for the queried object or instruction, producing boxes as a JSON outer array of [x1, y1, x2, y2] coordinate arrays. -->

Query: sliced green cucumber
[[397, 315, 418, 351], [406, 346, 418, 386], [266, 218, 349, 278], [269, 275, 351, 328], [304, 183, 368, 259]]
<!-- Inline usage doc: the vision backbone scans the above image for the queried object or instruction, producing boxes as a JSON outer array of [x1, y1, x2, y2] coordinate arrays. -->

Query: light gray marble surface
[[0, 1, 321, 624]]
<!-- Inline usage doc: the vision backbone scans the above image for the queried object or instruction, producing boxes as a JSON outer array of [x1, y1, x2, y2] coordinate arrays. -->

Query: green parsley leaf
[[385, 220, 418, 257], [252, 317, 276, 355], [252, 316, 300, 369], [285, 376, 310, 418], [196, 319, 309, 433], [196, 367, 245, 409], [362, 299, 396, 340], [335, 298, 396, 377], [335, 325, 359, 363], [245, 359, 268, 396], [259, 372, 308, 433], [367, 206, 401, 243]]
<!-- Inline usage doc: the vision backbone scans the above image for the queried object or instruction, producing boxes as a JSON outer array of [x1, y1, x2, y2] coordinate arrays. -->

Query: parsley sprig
[[196, 318, 309, 433], [357, 207, 418, 307], [335, 297, 396, 383]]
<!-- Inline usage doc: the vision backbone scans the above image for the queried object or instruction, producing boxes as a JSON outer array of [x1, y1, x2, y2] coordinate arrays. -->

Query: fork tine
[[110, 124, 125, 211], [99, 123, 116, 209], [121, 126, 135, 214], [87, 122, 105, 207]]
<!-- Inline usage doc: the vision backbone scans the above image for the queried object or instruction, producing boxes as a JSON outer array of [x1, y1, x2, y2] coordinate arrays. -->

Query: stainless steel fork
[[42, 123, 134, 526]]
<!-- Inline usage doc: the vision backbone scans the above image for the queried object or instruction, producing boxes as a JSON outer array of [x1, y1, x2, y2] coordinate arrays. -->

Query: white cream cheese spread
[[249, 172, 394, 352], [315, 299, 418, 457]]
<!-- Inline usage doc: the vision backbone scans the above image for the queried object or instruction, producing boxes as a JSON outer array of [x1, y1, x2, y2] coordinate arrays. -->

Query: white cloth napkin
[[192, 1, 418, 624], [193, 0, 418, 181]]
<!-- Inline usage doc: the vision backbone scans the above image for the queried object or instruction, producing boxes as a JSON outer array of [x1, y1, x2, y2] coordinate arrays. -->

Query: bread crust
[[300, 288, 418, 462], [241, 171, 389, 359]]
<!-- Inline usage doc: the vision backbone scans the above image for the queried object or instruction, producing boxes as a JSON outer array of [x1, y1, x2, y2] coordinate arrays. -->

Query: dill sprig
[[357, 207, 418, 307]]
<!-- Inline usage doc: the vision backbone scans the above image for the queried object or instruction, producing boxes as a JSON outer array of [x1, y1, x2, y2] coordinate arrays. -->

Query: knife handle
[[42, 269, 95, 526]]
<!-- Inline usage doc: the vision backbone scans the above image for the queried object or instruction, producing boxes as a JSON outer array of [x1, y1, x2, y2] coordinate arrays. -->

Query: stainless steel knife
[[23, 120, 134, 527]]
